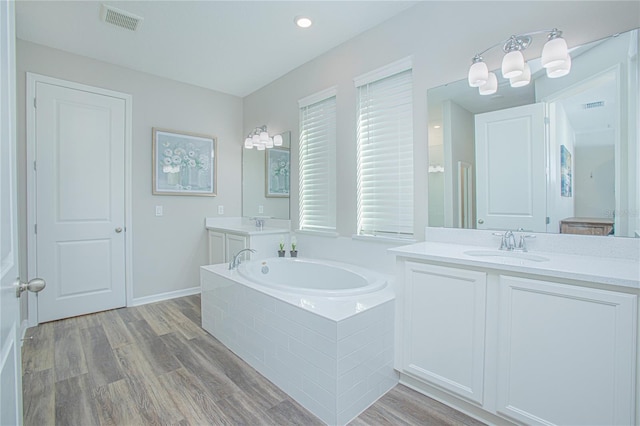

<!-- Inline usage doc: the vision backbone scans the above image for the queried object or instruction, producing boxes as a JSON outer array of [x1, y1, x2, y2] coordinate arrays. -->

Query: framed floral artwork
[[152, 128, 216, 196], [265, 147, 290, 197]]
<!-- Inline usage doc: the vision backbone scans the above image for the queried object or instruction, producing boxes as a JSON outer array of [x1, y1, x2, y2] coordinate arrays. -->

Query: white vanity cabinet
[[207, 228, 288, 264], [496, 275, 637, 426], [401, 262, 487, 405], [207, 230, 248, 264], [393, 253, 638, 426]]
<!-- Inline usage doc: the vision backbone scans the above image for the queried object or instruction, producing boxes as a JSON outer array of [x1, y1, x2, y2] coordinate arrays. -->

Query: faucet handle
[[517, 234, 535, 252], [493, 232, 507, 250]]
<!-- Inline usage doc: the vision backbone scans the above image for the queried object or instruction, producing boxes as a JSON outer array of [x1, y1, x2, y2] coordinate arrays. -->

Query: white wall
[[548, 102, 576, 232], [242, 1, 640, 240], [574, 137, 616, 218], [16, 40, 243, 302], [443, 100, 475, 229]]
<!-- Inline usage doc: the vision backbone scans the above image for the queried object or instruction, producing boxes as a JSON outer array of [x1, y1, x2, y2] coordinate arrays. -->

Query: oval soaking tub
[[237, 257, 387, 296], [200, 257, 397, 426]]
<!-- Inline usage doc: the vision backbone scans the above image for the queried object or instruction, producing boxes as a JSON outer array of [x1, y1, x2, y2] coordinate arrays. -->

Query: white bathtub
[[200, 257, 397, 426], [237, 257, 387, 297]]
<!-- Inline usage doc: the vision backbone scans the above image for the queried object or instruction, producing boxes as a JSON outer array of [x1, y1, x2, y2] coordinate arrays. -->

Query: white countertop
[[390, 242, 640, 290], [205, 224, 288, 236], [204, 217, 289, 236]]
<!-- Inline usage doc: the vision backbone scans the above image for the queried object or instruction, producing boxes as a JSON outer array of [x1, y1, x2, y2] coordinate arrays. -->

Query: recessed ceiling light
[[433, 125, 441, 129], [295, 16, 312, 28]]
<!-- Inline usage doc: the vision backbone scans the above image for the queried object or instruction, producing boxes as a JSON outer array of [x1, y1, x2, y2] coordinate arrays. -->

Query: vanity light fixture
[[244, 125, 283, 150], [468, 28, 571, 95]]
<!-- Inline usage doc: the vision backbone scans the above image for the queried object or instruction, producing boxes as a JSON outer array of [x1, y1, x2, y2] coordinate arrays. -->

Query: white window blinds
[[356, 64, 413, 238], [299, 89, 337, 232]]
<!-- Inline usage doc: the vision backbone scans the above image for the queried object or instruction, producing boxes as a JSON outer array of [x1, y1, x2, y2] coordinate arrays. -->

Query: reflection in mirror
[[427, 28, 639, 237], [242, 131, 291, 219]]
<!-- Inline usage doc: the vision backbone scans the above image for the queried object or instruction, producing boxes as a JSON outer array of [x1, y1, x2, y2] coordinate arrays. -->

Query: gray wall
[[242, 1, 640, 240], [16, 40, 243, 305]]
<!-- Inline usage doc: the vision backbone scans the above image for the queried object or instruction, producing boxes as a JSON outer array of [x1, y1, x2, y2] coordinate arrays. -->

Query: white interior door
[[0, 1, 23, 423], [35, 80, 127, 322], [475, 103, 547, 232]]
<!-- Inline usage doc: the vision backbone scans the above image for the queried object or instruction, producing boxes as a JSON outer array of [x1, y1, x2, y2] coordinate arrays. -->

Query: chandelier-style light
[[243, 125, 283, 150], [468, 28, 571, 95]]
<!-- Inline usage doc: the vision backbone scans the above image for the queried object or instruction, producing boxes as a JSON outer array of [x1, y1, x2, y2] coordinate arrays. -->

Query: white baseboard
[[130, 286, 201, 307]]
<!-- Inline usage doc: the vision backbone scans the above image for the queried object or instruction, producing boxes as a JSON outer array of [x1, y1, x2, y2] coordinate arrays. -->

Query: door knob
[[478, 219, 484, 224], [15, 278, 46, 298], [115, 227, 123, 233]]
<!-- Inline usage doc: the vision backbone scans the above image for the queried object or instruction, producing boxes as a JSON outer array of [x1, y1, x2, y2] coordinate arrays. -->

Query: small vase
[[290, 250, 298, 258], [278, 250, 286, 257]]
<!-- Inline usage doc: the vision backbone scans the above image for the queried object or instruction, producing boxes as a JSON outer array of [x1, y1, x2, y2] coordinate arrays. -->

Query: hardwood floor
[[22, 295, 485, 426]]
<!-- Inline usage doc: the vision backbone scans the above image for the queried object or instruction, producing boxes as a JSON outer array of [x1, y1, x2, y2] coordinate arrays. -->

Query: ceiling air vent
[[583, 101, 605, 109], [100, 4, 143, 31]]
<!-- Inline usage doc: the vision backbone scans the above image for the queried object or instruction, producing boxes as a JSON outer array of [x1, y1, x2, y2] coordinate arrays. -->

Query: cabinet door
[[208, 230, 225, 264], [403, 262, 487, 405], [225, 233, 248, 262], [497, 276, 637, 426]]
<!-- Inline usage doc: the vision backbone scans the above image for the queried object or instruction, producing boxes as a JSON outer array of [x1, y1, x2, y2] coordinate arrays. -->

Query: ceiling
[[15, 1, 417, 97]]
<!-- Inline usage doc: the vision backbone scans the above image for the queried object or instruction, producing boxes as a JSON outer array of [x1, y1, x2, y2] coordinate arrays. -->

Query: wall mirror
[[428, 28, 639, 237], [242, 131, 291, 219]]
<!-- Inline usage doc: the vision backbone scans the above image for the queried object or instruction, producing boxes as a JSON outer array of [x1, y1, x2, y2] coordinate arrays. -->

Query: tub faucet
[[229, 248, 256, 270]]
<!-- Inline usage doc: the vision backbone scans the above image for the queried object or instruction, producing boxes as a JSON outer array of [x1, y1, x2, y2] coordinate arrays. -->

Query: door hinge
[[33, 98, 37, 108], [33, 161, 37, 171], [544, 116, 550, 125], [546, 217, 550, 225], [34, 224, 37, 234]]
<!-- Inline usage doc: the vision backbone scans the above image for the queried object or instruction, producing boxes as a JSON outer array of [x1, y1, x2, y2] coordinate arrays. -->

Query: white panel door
[[402, 262, 487, 405], [36, 81, 126, 322], [497, 276, 637, 425], [475, 103, 547, 231], [0, 1, 23, 423]]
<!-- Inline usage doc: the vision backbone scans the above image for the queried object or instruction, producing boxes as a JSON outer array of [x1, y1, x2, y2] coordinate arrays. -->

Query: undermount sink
[[463, 249, 550, 262]]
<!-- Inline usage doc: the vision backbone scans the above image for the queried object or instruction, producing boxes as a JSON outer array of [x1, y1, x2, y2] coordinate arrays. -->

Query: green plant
[[291, 236, 297, 251], [279, 241, 285, 251]]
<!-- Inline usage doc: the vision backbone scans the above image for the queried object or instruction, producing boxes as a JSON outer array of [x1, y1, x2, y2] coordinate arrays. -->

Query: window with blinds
[[298, 88, 337, 232], [356, 60, 413, 238]]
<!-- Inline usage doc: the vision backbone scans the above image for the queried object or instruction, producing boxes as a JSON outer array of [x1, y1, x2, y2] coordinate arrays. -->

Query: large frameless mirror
[[427, 28, 639, 237]]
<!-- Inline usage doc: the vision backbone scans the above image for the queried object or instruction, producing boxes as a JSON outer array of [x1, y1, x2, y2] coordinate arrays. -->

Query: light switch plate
[[218, 205, 224, 215], [155, 205, 163, 216]]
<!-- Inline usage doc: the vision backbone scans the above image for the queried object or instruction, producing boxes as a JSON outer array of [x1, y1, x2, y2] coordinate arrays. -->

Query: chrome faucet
[[504, 230, 516, 250], [229, 248, 256, 270], [494, 230, 535, 252]]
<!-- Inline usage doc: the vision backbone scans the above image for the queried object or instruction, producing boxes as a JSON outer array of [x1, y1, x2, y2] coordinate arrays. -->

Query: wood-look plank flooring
[[22, 295, 485, 426]]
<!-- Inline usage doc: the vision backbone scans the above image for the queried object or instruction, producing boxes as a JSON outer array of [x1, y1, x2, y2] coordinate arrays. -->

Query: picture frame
[[265, 147, 290, 198], [561, 144, 572, 198], [152, 128, 216, 196]]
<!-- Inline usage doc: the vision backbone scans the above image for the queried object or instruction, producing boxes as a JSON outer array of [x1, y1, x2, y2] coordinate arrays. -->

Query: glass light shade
[[541, 37, 568, 68], [479, 72, 498, 95], [501, 50, 524, 79], [259, 131, 269, 141], [256, 143, 265, 151], [273, 134, 283, 146], [509, 62, 531, 87], [252, 134, 260, 144], [547, 54, 572, 78], [244, 137, 253, 149], [468, 61, 488, 87], [265, 137, 274, 148]]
